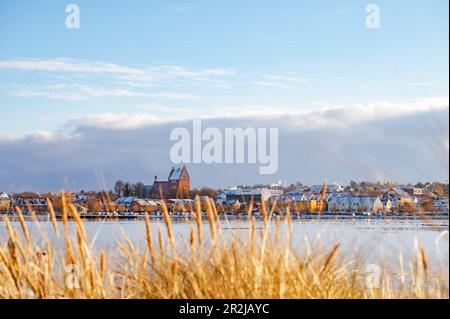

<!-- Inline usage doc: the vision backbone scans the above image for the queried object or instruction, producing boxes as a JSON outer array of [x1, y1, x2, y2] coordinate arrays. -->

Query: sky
[[0, 0, 448, 192]]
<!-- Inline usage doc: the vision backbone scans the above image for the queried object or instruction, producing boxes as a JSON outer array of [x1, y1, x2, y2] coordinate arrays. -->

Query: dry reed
[[0, 196, 448, 299]]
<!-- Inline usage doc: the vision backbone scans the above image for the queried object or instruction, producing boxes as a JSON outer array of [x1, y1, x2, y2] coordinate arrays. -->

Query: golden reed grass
[[0, 196, 448, 299]]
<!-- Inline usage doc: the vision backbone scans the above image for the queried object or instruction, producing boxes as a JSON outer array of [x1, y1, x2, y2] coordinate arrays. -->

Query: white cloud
[[252, 81, 292, 88], [69, 113, 160, 129], [0, 58, 236, 97], [0, 58, 236, 103], [264, 74, 308, 83], [253, 73, 309, 88], [137, 104, 201, 114], [281, 96, 449, 132], [9, 83, 200, 101], [10, 89, 88, 101], [203, 96, 449, 132], [59, 96, 449, 131], [0, 58, 145, 76], [0, 131, 76, 143], [0, 58, 234, 83], [396, 81, 433, 87]]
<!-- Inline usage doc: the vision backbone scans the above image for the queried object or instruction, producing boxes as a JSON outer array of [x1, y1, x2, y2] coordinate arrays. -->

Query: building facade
[[151, 166, 190, 199], [0, 192, 12, 211], [217, 187, 283, 204]]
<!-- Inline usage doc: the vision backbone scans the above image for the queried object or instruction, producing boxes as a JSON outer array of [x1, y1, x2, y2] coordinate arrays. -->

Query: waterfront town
[[0, 166, 448, 217]]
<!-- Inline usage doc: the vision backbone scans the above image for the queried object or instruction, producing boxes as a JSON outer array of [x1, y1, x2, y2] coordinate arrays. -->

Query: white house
[[432, 198, 449, 212], [327, 197, 350, 213], [328, 196, 384, 214], [360, 196, 384, 214], [349, 197, 361, 212], [383, 198, 393, 214]]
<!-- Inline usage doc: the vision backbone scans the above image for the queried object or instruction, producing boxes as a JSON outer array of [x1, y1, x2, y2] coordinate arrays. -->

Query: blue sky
[[0, 1, 448, 191], [0, 0, 448, 135]]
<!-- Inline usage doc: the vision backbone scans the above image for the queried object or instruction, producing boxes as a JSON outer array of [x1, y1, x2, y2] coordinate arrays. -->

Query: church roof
[[168, 166, 189, 181], [168, 167, 182, 181]]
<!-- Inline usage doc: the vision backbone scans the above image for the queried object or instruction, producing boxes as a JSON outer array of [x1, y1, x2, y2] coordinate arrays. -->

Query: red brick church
[[151, 166, 190, 199]]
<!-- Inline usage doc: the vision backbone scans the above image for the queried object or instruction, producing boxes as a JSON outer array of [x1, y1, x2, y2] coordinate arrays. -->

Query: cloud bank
[[0, 96, 448, 192]]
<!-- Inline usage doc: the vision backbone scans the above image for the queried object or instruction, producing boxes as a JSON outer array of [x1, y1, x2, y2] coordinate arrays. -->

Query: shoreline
[[2, 211, 449, 222]]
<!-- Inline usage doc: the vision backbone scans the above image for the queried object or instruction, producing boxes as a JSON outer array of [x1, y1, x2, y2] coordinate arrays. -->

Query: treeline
[[346, 181, 449, 196], [236, 181, 449, 197], [114, 180, 147, 198]]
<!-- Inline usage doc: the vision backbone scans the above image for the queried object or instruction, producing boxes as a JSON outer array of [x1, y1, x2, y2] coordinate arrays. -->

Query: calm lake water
[[1, 216, 449, 272]]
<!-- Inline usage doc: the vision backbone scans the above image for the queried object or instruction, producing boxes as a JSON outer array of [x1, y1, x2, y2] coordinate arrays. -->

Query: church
[[151, 166, 190, 199]]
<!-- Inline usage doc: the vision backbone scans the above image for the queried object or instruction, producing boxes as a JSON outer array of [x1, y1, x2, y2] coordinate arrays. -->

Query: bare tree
[[134, 182, 145, 198], [114, 180, 125, 197]]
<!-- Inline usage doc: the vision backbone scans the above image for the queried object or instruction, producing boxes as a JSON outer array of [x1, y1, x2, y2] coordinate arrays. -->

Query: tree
[[427, 182, 448, 197], [421, 201, 434, 213], [349, 180, 358, 189], [114, 180, 125, 197], [399, 202, 416, 214], [415, 182, 425, 188], [123, 182, 134, 197], [190, 187, 217, 199], [86, 198, 103, 213], [360, 181, 368, 193], [117, 204, 126, 213], [134, 182, 145, 198]]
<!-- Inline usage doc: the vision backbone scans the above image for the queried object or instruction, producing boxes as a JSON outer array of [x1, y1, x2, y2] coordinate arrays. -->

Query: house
[[115, 196, 137, 207], [231, 199, 241, 209], [382, 198, 393, 214], [293, 194, 318, 213], [360, 196, 384, 214], [0, 192, 12, 211], [326, 195, 384, 214], [401, 186, 425, 196], [151, 166, 191, 199], [281, 191, 305, 204], [327, 197, 350, 214], [130, 199, 158, 213], [432, 198, 449, 213], [114, 197, 158, 213], [15, 197, 48, 212], [222, 198, 241, 209], [220, 187, 282, 203], [216, 192, 227, 205], [382, 187, 413, 204], [349, 197, 362, 212]]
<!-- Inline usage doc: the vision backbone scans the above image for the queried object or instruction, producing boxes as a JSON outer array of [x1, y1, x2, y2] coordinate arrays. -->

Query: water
[[1, 217, 448, 273]]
